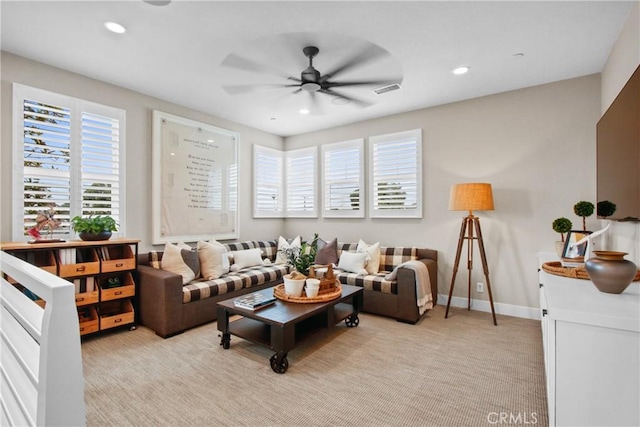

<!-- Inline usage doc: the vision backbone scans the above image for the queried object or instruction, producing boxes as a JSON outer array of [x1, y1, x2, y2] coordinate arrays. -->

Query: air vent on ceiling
[[373, 83, 402, 95]]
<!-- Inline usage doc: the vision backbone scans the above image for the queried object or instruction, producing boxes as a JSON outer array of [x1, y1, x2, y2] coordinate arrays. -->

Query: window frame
[[321, 138, 365, 218], [12, 83, 126, 241], [368, 129, 422, 218]]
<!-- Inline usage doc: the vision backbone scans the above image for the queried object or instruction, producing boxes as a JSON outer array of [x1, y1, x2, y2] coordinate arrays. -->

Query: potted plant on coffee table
[[70, 215, 118, 241]]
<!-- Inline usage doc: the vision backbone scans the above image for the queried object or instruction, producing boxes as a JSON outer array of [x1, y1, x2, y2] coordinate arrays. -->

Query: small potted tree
[[70, 215, 118, 241], [597, 200, 617, 219], [573, 201, 595, 231], [552, 217, 572, 256]]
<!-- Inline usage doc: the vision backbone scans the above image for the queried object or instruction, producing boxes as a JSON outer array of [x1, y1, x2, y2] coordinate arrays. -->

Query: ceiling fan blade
[[320, 44, 390, 82], [318, 89, 373, 108], [222, 84, 288, 95], [221, 53, 293, 79], [291, 88, 303, 94], [324, 79, 400, 88], [308, 91, 324, 115]]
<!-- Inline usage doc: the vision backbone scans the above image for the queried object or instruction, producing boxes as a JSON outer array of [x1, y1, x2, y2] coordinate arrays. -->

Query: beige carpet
[[81, 305, 548, 427]]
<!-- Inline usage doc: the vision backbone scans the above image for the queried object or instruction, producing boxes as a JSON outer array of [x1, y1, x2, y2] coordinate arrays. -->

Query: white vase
[[283, 276, 305, 297]]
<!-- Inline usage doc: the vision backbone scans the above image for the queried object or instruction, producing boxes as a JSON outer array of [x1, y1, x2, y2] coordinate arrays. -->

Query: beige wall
[[0, 50, 611, 313], [285, 75, 601, 311], [0, 52, 285, 252], [600, 1, 640, 262]]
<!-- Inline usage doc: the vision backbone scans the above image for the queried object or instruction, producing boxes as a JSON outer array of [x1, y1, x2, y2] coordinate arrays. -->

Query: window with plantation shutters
[[285, 147, 318, 217], [321, 139, 364, 218], [13, 84, 125, 240], [369, 129, 422, 218], [253, 145, 284, 217]]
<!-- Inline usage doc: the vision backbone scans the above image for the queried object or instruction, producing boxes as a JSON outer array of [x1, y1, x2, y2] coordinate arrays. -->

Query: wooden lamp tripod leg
[[445, 216, 468, 319], [473, 217, 497, 326]]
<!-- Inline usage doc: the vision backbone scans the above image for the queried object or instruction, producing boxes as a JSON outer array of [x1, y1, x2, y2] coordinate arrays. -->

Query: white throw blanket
[[384, 260, 433, 315]]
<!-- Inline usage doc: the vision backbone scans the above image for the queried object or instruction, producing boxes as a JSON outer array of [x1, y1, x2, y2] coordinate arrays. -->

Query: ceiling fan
[[221, 44, 401, 109]]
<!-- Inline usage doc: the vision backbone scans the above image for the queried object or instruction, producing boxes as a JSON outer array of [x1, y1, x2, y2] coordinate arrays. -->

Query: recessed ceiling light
[[144, 0, 171, 5], [104, 21, 126, 34], [299, 109, 310, 115], [453, 66, 470, 75], [270, 117, 277, 121], [514, 53, 525, 57]]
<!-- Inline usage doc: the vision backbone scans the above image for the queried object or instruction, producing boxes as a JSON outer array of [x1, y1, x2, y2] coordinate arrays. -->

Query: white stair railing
[[1, 251, 85, 426]]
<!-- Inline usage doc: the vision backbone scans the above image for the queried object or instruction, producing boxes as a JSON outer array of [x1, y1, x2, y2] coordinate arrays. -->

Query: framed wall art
[[152, 111, 239, 244]]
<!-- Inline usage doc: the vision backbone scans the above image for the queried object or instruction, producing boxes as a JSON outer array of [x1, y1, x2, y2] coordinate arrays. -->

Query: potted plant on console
[[70, 215, 118, 241], [552, 217, 572, 257]]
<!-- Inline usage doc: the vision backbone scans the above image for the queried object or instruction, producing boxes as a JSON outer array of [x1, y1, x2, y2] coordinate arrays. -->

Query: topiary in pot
[[70, 215, 118, 241], [597, 200, 617, 218], [573, 201, 594, 231], [552, 217, 572, 257], [552, 217, 572, 242]]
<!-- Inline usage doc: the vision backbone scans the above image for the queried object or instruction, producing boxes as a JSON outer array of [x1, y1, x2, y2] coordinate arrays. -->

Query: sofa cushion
[[315, 237, 338, 265], [182, 264, 289, 303], [357, 239, 381, 274], [378, 246, 418, 272], [230, 248, 264, 270], [161, 242, 199, 285], [336, 271, 397, 294], [224, 240, 278, 263], [197, 240, 230, 280], [337, 251, 368, 274], [275, 235, 301, 264]]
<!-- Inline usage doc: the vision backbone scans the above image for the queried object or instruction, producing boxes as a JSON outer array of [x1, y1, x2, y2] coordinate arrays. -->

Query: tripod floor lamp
[[445, 183, 497, 325]]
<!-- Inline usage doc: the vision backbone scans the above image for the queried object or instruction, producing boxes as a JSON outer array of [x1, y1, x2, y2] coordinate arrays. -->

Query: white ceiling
[[1, 1, 635, 137]]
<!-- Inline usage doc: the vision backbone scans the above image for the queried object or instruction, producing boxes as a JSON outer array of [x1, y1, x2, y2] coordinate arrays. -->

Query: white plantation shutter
[[20, 97, 72, 237], [369, 129, 422, 218], [13, 84, 126, 240], [80, 111, 122, 221], [253, 145, 284, 217], [285, 146, 317, 217], [321, 139, 364, 218]]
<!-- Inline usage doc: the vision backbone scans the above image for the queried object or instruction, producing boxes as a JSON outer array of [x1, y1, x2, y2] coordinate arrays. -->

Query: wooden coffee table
[[216, 284, 363, 373]]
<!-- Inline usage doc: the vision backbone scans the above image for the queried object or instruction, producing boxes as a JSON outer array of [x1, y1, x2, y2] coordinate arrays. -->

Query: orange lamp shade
[[449, 183, 494, 212]]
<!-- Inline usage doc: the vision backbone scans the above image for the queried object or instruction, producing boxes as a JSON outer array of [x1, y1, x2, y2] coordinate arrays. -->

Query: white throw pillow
[[197, 240, 230, 280], [337, 251, 368, 275], [161, 242, 198, 285], [231, 248, 264, 270], [275, 235, 301, 264], [357, 239, 381, 274]]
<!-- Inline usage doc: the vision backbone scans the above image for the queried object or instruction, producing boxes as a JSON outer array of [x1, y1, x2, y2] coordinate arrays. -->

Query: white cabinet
[[539, 255, 640, 427]]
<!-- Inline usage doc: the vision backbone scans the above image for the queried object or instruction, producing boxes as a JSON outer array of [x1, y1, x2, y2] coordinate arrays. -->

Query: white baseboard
[[437, 294, 541, 320]]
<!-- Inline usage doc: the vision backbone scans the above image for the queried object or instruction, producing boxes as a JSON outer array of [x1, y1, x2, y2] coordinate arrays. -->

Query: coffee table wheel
[[220, 333, 231, 349], [270, 353, 289, 374], [345, 314, 359, 328]]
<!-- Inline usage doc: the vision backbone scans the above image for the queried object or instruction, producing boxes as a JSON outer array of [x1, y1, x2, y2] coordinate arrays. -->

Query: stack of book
[[234, 292, 276, 311], [72, 277, 95, 293]]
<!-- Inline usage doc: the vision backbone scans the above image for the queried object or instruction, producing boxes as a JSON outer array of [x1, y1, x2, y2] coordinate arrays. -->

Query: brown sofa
[[137, 239, 438, 338]]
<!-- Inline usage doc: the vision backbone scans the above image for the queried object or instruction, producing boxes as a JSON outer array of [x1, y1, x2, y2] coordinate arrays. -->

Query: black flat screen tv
[[596, 64, 640, 221]]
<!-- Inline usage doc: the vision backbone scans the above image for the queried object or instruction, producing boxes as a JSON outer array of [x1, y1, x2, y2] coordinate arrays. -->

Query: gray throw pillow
[[315, 237, 338, 265]]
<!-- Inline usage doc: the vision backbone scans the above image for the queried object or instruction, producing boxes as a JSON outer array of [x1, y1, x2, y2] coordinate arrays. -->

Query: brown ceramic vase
[[585, 251, 637, 294]]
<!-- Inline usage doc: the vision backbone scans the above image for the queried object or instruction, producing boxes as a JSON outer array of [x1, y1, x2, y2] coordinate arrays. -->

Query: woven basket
[[273, 283, 342, 304], [308, 264, 337, 295], [541, 261, 640, 281]]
